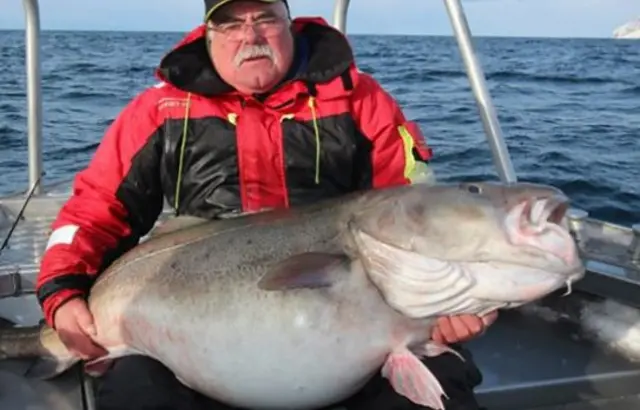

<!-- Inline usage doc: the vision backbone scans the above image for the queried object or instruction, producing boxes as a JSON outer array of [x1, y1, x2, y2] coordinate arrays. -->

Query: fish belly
[[116, 275, 420, 409]]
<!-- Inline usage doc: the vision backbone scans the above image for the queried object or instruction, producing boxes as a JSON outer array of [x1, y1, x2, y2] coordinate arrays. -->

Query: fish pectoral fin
[[257, 252, 350, 291], [24, 356, 77, 380], [414, 341, 466, 362], [83, 345, 137, 377], [381, 347, 447, 410], [83, 357, 115, 377], [176, 375, 195, 389]]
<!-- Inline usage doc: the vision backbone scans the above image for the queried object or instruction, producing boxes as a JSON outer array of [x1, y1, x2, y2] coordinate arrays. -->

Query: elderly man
[[35, 0, 496, 409]]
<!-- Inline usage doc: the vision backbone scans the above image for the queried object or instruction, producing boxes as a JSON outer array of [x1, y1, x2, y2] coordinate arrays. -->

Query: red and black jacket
[[35, 17, 434, 327]]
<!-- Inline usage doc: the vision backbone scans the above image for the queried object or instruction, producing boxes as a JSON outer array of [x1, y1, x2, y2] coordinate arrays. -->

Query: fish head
[[346, 181, 585, 318]]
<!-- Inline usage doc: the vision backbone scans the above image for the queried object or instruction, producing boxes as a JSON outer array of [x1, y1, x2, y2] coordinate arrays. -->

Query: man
[[35, 1, 497, 409]]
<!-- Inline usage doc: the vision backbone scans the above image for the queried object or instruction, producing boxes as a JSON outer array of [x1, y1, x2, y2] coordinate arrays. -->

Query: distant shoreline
[[613, 17, 640, 39]]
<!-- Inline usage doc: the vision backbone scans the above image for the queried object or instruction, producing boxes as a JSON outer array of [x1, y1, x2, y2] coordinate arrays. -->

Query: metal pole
[[82, 374, 98, 410], [443, 0, 517, 183], [332, 0, 350, 33], [22, 0, 44, 195]]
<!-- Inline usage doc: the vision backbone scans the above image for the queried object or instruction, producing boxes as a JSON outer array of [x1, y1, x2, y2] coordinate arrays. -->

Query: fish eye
[[465, 184, 482, 194]]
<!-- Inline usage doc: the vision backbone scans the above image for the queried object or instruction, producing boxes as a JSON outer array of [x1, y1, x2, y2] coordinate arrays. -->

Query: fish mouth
[[520, 193, 570, 231], [504, 190, 583, 271]]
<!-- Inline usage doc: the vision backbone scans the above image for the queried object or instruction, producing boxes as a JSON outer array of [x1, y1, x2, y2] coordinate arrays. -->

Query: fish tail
[[0, 319, 78, 379], [0, 322, 45, 359]]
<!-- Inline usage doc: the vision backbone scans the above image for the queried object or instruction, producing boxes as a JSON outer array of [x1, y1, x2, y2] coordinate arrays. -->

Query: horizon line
[[0, 27, 615, 40]]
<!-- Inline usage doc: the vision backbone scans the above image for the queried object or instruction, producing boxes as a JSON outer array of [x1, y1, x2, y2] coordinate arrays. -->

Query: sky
[[1, 0, 638, 38]]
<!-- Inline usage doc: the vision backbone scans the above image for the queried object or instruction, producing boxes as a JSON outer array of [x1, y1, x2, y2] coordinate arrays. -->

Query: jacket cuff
[[41, 288, 86, 328]]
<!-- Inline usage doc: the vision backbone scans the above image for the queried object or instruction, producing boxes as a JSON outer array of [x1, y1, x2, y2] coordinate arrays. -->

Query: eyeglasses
[[210, 17, 288, 41]]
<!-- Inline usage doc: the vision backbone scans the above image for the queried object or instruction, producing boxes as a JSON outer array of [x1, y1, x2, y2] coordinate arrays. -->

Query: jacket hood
[[155, 17, 357, 99]]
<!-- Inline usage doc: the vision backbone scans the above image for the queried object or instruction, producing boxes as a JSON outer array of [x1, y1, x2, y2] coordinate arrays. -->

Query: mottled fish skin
[[0, 181, 585, 410], [83, 193, 433, 408]]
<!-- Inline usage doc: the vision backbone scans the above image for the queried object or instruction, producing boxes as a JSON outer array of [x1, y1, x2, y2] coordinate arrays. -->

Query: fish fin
[[83, 345, 138, 377], [350, 228, 477, 319], [149, 215, 210, 238], [415, 341, 466, 362], [381, 347, 447, 410], [1, 322, 79, 379], [257, 252, 349, 291], [176, 375, 195, 389], [24, 356, 77, 379], [84, 359, 113, 377]]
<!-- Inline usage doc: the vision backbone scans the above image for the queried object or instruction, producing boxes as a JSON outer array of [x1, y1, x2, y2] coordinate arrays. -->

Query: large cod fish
[[0, 181, 584, 410]]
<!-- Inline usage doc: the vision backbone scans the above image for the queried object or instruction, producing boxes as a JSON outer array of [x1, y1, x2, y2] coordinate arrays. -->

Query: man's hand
[[431, 311, 499, 344], [53, 297, 110, 365]]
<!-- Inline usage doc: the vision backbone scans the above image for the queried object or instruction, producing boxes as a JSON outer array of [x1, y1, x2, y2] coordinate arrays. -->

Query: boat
[[613, 17, 640, 39], [2, 0, 640, 409]]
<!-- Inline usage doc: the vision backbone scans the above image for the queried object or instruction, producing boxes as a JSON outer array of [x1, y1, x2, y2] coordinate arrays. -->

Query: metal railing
[[443, 0, 517, 183], [331, 0, 517, 183], [22, 0, 43, 195], [332, 0, 350, 33]]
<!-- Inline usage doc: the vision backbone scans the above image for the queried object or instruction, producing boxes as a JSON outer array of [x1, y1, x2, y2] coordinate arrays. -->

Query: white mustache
[[234, 45, 274, 67]]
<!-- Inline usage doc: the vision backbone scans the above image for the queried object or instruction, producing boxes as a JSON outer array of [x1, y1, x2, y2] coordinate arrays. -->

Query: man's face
[[207, 1, 294, 95]]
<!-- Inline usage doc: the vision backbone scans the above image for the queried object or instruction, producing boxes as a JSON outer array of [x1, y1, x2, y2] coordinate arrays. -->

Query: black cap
[[204, 0, 289, 21]]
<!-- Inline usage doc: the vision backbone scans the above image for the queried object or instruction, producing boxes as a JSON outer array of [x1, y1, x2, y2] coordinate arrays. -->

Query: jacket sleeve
[[350, 72, 435, 188], [36, 90, 165, 328]]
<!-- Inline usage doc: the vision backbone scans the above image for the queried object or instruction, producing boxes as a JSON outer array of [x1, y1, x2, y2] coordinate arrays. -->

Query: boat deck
[[2, 192, 640, 410]]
